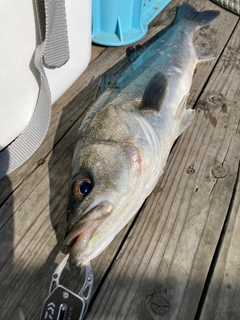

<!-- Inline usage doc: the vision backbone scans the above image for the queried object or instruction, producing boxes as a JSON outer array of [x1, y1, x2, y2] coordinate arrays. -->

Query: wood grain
[[197, 19, 240, 320], [84, 4, 240, 320], [0, 1, 239, 319]]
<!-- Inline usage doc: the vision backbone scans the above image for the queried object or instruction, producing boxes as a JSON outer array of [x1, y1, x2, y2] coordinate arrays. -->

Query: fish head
[[64, 137, 142, 268]]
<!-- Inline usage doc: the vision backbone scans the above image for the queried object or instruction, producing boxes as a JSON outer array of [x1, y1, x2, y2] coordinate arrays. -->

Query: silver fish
[[64, 4, 220, 268]]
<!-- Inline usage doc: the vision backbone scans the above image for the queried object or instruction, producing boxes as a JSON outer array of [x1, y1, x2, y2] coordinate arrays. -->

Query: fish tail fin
[[175, 3, 220, 29]]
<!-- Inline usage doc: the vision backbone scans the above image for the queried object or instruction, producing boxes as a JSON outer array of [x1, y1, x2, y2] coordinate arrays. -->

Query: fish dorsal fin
[[126, 44, 145, 63], [140, 72, 169, 112]]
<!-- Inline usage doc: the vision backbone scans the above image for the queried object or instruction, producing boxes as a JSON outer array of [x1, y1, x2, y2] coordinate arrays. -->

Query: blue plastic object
[[92, 0, 171, 46]]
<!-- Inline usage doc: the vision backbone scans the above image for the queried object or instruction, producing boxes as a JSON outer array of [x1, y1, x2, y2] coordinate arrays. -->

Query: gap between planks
[[84, 4, 240, 320], [0, 1, 239, 319]]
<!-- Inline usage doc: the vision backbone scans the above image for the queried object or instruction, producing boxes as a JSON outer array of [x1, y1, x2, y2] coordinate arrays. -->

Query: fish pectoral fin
[[95, 74, 120, 100], [195, 45, 216, 63], [140, 71, 169, 112], [175, 93, 194, 137], [177, 108, 195, 138], [175, 93, 189, 117]]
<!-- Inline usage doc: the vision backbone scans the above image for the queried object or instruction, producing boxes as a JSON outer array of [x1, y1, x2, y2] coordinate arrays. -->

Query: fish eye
[[73, 178, 92, 198]]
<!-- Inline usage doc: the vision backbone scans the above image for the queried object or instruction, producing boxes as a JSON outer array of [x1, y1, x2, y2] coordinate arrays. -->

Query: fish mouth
[[64, 201, 113, 268]]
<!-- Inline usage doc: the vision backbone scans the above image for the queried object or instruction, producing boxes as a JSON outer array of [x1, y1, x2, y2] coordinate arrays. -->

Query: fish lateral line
[[65, 3, 220, 268]]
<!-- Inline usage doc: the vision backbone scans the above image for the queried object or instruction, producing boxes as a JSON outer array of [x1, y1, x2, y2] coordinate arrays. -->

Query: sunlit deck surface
[[1, 0, 240, 319]]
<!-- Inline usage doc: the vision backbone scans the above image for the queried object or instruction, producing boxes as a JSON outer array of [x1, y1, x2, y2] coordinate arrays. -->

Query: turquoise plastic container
[[92, 0, 171, 46]]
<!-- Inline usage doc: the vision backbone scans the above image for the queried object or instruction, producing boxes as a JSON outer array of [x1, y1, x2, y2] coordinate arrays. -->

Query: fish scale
[[41, 6, 220, 318], [65, 4, 220, 269]]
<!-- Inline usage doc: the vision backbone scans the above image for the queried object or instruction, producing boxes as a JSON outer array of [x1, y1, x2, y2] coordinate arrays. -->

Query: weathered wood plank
[[0, 1, 238, 319], [0, 0, 174, 205], [0, 0, 223, 203], [197, 20, 240, 320], [0, 0, 233, 228], [91, 45, 106, 62], [84, 6, 240, 320], [0, 2, 180, 319], [199, 167, 240, 320]]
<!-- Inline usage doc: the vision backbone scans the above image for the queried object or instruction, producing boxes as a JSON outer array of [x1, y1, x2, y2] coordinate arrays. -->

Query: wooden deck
[[1, 0, 240, 319]]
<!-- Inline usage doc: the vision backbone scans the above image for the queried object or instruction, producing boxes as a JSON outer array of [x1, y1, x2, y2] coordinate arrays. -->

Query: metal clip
[[40, 254, 94, 320]]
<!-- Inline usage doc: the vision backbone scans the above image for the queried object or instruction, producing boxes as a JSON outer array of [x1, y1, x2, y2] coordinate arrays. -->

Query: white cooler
[[0, 0, 92, 178]]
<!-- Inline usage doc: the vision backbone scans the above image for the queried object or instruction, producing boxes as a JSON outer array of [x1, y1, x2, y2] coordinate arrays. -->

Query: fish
[[64, 4, 220, 268]]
